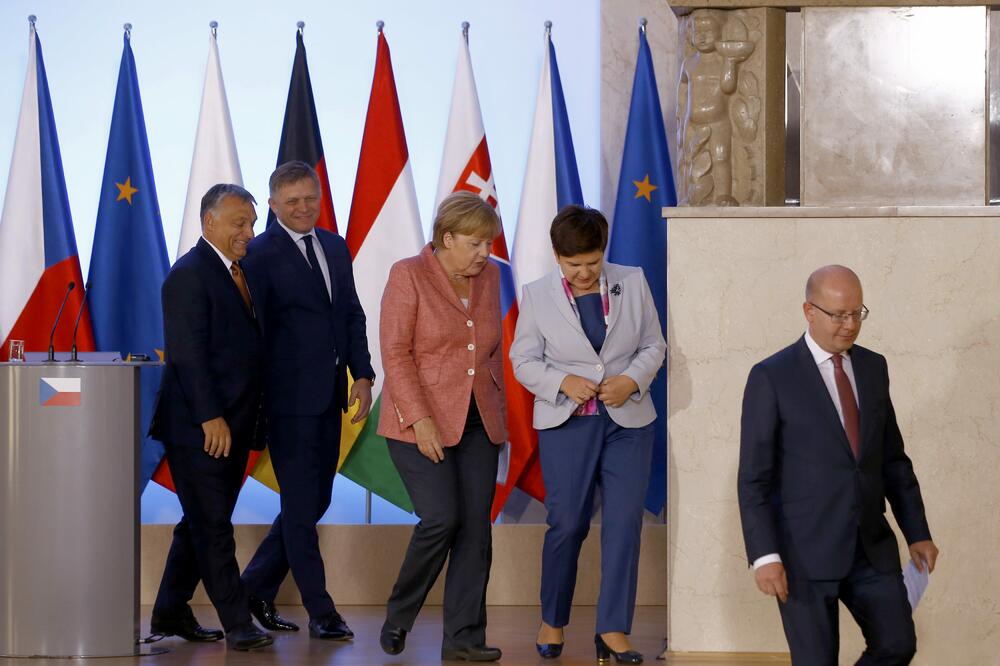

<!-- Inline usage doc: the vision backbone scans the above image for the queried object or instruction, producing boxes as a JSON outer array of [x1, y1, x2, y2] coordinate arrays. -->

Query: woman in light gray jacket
[[510, 205, 666, 665]]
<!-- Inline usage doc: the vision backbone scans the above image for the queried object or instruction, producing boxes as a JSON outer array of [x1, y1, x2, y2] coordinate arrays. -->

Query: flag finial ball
[[376, 20, 385, 32], [28, 14, 37, 25]]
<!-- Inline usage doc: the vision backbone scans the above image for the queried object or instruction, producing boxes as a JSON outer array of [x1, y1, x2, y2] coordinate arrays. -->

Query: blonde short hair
[[431, 191, 501, 249]]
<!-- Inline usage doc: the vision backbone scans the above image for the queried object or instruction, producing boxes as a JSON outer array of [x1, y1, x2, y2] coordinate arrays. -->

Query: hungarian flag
[[154, 24, 257, 492], [0, 20, 94, 362], [338, 25, 425, 511], [509, 25, 586, 502], [435, 26, 537, 520], [265, 24, 337, 233]]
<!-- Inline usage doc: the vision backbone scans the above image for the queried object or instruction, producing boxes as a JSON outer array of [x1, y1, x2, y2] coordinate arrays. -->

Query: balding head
[[803, 265, 865, 354], [805, 265, 862, 302]]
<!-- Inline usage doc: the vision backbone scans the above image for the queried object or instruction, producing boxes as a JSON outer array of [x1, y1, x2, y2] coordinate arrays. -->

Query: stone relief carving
[[678, 9, 763, 206]]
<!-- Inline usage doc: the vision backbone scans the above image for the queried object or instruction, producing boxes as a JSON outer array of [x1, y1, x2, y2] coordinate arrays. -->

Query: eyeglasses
[[808, 302, 869, 324]]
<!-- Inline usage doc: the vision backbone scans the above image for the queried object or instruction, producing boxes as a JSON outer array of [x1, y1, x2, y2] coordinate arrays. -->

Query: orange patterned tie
[[230, 262, 253, 314]]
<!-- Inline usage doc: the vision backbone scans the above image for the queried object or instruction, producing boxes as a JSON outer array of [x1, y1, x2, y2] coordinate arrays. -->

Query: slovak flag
[[0, 20, 94, 360], [508, 23, 587, 505], [434, 24, 539, 520]]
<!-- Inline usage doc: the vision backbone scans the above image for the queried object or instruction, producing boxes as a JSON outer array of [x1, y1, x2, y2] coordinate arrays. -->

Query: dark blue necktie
[[302, 235, 329, 300]]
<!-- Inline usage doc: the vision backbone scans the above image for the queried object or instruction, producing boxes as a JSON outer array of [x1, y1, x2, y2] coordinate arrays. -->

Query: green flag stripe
[[339, 394, 414, 512]]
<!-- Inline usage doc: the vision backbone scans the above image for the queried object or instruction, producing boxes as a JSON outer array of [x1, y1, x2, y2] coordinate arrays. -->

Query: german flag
[[267, 23, 338, 233]]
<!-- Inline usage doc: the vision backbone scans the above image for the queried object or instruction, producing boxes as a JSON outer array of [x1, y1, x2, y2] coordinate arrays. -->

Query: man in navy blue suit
[[738, 265, 939, 665], [240, 161, 375, 640], [150, 184, 272, 651]]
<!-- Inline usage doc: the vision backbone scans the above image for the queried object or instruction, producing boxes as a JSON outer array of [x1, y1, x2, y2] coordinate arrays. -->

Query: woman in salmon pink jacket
[[375, 191, 506, 663]]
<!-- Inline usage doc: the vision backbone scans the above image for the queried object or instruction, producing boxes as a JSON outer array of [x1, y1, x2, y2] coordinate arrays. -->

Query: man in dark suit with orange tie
[[239, 161, 375, 640], [149, 184, 272, 651], [738, 265, 939, 665]]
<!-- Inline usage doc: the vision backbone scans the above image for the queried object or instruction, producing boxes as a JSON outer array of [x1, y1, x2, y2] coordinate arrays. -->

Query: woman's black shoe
[[595, 634, 643, 664], [536, 641, 564, 659]]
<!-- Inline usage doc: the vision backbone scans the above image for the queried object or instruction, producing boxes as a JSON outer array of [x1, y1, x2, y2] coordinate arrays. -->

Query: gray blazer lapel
[[548, 270, 586, 335], [604, 263, 625, 338]]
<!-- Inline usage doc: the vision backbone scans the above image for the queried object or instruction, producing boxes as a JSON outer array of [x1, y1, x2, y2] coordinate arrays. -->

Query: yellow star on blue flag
[[115, 176, 138, 204], [633, 174, 658, 202]]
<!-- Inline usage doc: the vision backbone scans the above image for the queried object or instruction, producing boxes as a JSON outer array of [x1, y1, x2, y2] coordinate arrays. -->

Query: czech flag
[[0, 19, 94, 361], [39, 377, 82, 407], [508, 23, 586, 505]]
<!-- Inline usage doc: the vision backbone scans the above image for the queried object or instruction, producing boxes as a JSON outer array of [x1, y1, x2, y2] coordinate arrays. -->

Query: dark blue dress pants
[[241, 402, 341, 619], [538, 412, 653, 634], [778, 537, 916, 665], [153, 443, 251, 632]]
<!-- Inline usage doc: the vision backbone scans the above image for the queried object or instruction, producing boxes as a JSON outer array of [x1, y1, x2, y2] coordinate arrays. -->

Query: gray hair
[[200, 183, 257, 225]]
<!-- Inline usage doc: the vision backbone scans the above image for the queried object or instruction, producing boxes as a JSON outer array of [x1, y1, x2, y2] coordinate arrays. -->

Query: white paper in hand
[[903, 559, 930, 610]]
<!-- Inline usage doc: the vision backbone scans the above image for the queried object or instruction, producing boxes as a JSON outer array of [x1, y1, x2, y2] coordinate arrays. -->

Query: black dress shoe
[[150, 608, 224, 642], [595, 634, 643, 664], [441, 644, 503, 662], [226, 622, 273, 651], [536, 641, 564, 659], [308, 611, 354, 641], [249, 594, 300, 631], [380, 620, 407, 655]]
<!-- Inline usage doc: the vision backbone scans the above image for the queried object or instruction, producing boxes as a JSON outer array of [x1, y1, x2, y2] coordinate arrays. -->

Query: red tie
[[831, 354, 860, 459]]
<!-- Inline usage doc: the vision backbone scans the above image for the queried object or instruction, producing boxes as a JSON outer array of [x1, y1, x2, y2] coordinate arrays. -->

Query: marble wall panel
[[665, 210, 1000, 663], [801, 7, 987, 206]]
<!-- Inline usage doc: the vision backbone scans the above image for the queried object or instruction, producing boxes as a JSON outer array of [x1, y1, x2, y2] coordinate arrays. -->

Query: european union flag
[[87, 29, 169, 490], [607, 25, 676, 515]]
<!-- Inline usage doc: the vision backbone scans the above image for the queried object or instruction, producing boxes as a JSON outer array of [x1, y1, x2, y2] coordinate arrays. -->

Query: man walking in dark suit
[[240, 161, 375, 640], [738, 265, 939, 665], [149, 184, 272, 651]]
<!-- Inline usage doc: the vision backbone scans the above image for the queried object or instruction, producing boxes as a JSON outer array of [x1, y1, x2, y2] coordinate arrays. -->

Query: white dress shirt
[[752, 330, 860, 571], [275, 219, 332, 301], [204, 236, 234, 271]]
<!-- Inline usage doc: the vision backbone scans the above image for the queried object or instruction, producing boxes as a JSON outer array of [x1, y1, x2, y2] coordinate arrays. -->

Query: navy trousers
[[385, 416, 499, 649], [537, 412, 653, 634], [153, 443, 251, 632], [241, 402, 341, 619], [779, 538, 916, 665]]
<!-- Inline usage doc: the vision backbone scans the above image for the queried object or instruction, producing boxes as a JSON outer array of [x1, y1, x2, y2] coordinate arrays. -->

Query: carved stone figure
[[678, 9, 762, 206]]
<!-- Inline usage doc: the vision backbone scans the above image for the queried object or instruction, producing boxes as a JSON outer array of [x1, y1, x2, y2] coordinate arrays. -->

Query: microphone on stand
[[47, 281, 75, 363], [70, 281, 92, 363]]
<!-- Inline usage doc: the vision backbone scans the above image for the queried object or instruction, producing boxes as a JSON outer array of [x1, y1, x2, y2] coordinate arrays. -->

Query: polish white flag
[[175, 26, 242, 259]]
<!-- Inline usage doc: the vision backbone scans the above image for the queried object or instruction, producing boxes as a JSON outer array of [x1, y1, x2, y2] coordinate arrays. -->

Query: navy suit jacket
[[737, 337, 931, 580], [241, 223, 374, 417], [150, 238, 264, 450]]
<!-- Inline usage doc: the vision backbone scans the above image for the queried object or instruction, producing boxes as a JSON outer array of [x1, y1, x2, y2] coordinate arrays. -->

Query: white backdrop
[[0, 0, 601, 523]]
